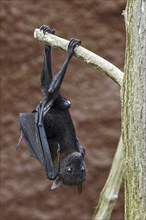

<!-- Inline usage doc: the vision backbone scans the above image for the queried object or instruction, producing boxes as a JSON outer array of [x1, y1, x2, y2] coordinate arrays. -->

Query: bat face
[[59, 152, 87, 186], [51, 151, 87, 192]]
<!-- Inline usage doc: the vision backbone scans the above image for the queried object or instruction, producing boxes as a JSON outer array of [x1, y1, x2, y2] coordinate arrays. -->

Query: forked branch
[[34, 28, 124, 87]]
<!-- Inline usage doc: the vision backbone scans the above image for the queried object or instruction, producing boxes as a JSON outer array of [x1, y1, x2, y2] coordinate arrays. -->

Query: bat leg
[[40, 25, 55, 96], [47, 38, 81, 101], [40, 45, 52, 95]]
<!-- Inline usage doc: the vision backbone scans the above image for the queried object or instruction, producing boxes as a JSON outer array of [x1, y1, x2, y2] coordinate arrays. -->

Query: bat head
[[51, 151, 87, 192]]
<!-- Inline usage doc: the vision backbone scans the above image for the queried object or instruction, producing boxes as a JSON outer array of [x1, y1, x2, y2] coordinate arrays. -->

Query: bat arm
[[38, 123, 56, 179], [36, 104, 58, 180]]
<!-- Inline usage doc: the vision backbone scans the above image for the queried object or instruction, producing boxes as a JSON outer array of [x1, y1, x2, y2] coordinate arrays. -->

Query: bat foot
[[67, 38, 81, 56], [40, 25, 55, 35]]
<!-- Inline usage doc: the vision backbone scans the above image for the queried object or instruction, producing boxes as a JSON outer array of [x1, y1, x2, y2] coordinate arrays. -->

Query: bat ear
[[51, 177, 63, 190], [81, 147, 86, 157]]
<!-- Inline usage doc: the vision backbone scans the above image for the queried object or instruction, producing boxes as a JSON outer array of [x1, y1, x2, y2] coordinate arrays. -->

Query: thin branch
[[34, 28, 124, 87], [92, 135, 123, 220]]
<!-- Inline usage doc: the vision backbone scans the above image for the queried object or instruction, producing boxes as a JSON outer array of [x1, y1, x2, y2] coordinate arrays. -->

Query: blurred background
[[1, 0, 126, 219]]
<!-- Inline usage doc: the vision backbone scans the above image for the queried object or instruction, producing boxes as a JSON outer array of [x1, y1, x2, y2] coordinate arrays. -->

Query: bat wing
[[19, 112, 57, 180]]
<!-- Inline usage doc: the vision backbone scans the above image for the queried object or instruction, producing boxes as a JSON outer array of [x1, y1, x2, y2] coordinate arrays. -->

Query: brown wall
[[1, 1, 126, 219]]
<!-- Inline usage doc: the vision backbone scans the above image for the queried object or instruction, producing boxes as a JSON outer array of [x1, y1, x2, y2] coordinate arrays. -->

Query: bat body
[[18, 25, 87, 192]]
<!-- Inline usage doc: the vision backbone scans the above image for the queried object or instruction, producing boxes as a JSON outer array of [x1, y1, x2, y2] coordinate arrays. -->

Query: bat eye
[[81, 167, 85, 172], [67, 167, 72, 173], [67, 100, 71, 108]]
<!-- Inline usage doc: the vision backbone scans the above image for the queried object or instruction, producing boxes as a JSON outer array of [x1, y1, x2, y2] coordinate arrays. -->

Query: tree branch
[[34, 28, 124, 87], [93, 135, 123, 220]]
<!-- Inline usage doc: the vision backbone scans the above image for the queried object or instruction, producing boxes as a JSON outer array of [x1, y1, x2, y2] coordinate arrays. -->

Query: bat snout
[[71, 152, 83, 163]]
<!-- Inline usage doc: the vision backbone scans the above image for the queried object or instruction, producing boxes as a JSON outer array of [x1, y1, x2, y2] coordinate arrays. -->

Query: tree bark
[[122, 0, 146, 219]]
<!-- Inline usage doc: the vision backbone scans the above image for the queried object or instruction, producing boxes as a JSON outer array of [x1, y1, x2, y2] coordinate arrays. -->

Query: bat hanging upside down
[[17, 25, 87, 193]]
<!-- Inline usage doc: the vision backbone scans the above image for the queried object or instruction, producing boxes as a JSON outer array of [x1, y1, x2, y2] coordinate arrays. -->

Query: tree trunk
[[123, 0, 146, 219]]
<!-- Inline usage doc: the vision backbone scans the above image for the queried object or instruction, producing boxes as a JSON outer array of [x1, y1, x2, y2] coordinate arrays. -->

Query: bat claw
[[67, 38, 81, 55], [51, 177, 63, 190], [40, 25, 55, 35]]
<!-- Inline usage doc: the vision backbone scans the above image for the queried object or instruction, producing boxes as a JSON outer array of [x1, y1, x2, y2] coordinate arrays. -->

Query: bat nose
[[75, 154, 82, 160], [73, 152, 82, 162]]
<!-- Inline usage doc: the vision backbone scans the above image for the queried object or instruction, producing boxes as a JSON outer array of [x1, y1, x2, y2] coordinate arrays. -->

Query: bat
[[17, 25, 87, 193]]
